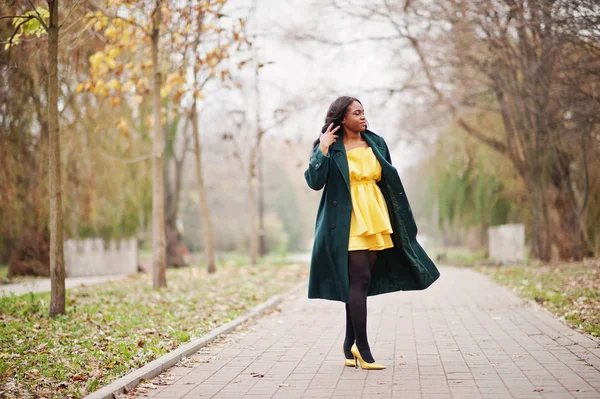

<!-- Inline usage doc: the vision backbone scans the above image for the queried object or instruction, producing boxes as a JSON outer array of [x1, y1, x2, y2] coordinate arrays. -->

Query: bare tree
[[150, 0, 167, 287], [191, 100, 217, 273], [3, 0, 69, 315], [298, 0, 600, 261]]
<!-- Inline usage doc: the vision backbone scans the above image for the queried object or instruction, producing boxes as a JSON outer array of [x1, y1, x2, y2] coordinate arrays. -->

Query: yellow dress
[[347, 147, 394, 251]]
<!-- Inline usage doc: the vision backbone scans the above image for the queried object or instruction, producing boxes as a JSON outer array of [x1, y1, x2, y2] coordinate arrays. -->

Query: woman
[[304, 96, 441, 370]]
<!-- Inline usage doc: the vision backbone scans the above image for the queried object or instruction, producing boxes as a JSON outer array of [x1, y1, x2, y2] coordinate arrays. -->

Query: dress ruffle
[[347, 147, 394, 251]]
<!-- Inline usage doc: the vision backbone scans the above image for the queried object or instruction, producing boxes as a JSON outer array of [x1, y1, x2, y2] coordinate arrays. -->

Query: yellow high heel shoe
[[351, 343, 386, 370], [343, 344, 356, 367]]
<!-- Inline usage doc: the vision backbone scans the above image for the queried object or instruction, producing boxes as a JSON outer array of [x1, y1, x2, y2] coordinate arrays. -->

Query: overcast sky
[[221, 0, 432, 173]]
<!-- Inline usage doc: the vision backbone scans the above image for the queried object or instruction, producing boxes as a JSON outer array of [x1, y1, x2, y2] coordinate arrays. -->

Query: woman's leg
[[347, 250, 378, 363], [344, 251, 377, 358], [343, 303, 355, 358]]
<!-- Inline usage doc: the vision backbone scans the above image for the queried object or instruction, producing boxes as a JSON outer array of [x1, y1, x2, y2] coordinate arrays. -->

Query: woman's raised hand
[[319, 123, 340, 155]]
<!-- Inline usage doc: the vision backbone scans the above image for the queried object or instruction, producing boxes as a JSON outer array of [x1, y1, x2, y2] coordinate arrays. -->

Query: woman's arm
[[304, 144, 330, 191]]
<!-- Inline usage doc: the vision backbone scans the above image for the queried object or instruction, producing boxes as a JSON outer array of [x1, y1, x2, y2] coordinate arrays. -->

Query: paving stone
[[129, 266, 600, 399]]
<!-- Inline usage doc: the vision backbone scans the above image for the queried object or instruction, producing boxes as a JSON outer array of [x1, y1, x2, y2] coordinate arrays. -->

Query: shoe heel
[[353, 355, 358, 369]]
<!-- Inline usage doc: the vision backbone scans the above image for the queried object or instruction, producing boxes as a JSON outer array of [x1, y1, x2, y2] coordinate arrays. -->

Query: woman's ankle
[[355, 341, 375, 363]]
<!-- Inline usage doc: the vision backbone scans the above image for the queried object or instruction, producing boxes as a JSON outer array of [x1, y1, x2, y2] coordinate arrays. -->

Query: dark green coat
[[304, 129, 440, 303]]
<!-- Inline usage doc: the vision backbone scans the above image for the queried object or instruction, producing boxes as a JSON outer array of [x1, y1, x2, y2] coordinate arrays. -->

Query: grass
[[475, 258, 600, 338], [428, 246, 488, 267], [0, 260, 309, 399]]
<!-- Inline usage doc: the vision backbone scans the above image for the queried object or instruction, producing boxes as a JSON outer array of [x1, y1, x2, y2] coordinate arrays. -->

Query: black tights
[[343, 250, 377, 363]]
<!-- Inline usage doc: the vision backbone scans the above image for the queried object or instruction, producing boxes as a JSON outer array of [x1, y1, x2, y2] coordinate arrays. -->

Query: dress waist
[[350, 180, 377, 186]]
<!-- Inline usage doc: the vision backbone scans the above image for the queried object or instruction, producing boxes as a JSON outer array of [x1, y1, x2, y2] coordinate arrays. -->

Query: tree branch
[[28, 0, 48, 31], [96, 150, 154, 164], [59, 0, 83, 30]]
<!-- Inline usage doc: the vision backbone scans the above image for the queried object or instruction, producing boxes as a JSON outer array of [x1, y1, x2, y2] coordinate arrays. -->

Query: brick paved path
[[130, 266, 600, 399]]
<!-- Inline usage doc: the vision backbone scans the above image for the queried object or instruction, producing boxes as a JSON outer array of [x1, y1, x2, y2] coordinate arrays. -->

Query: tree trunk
[[191, 102, 216, 273], [48, 0, 65, 317], [549, 168, 586, 261], [151, 1, 166, 288], [248, 147, 258, 266], [164, 155, 186, 268], [258, 145, 266, 256], [528, 177, 553, 262], [165, 222, 186, 267], [250, 62, 261, 265]]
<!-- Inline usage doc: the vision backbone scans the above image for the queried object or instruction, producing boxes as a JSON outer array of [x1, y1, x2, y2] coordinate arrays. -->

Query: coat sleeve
[[304, 144, 330, 191]]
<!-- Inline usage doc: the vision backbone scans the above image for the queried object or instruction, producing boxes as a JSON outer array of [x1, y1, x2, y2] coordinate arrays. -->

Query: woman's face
[[342, 101, 367, 133]]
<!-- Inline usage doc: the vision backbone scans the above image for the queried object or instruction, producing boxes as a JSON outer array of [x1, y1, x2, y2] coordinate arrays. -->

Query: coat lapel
[[330, 130, 388, 194], [362, 130, 388, 167], [330, 139, 351, 193]]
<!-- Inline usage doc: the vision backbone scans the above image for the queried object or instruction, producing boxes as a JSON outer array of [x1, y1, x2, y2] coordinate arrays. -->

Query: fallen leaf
[[71, 372, 86, 381], [26, 369, 39, 377], [91, 369, 102, 378]]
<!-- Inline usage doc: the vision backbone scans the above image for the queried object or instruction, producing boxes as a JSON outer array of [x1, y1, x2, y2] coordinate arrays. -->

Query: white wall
[[488, 224, 526, 264], [64, 238, 138, 277]]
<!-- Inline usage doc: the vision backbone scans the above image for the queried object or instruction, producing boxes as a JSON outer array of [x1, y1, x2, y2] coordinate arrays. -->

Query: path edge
[[84, 280, 308, 399], [475, 266, 600, 346]]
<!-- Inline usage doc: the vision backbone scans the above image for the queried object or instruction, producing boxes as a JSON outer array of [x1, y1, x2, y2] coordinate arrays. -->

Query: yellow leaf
[[104, 25, 117, 39], [76, 83, 85, 93], [107, 46, 121, 58], [109, 97, 121, 107], [137, 78, 149, 91], [173, 91, 183, 104], [116, 118, 128, 135], [107, 79, 121, 91], [133, 95, 143, 104], [91, 79, 105, 95], [89, 52, 104, 67], [106, 59, 117, 70], [123, 81, 135, 92], [166, 72, 185, 86], [96, 63, 109, 76]]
